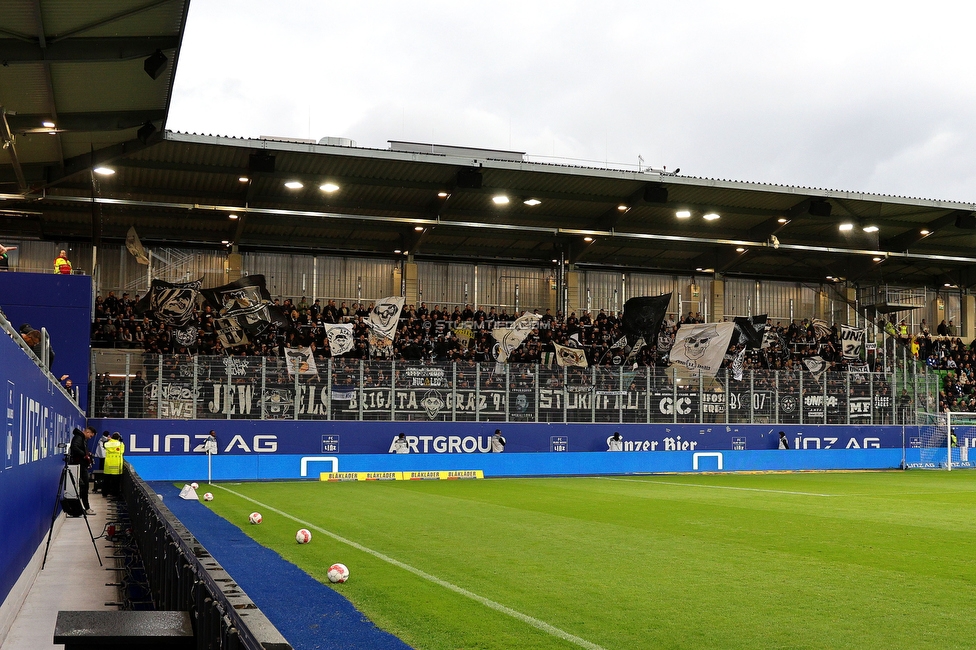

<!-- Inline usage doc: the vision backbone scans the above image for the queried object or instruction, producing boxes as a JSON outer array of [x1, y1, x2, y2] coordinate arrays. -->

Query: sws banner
[[89, 419, 912, 456]]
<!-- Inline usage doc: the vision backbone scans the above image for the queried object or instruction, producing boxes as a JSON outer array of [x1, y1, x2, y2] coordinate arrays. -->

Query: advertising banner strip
[[318, 470, 486, 481]]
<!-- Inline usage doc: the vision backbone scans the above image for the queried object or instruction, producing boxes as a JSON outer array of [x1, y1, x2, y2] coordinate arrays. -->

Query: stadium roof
[[0, 1, 972, 289], [4, 130, 974, 288], [0, 0, 189, 190]]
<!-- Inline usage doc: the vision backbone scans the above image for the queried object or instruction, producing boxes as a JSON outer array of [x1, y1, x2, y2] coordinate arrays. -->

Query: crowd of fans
[[89, 291, 976, 408]]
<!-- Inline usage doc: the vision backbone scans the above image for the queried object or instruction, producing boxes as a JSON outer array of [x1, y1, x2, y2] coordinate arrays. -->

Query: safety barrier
[[122, 464, 291, 650]]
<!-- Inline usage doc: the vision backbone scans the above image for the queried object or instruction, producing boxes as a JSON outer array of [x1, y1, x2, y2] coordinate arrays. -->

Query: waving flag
[[621, 294, 672, 347], [325, 323, 355, 356], [669, 322, 736, 377], [553, 342, 588, 367], [136, 277, 202, 347]]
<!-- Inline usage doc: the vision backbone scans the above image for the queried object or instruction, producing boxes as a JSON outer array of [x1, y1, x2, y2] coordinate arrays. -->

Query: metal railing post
[[698, 369, 703, 424], [749, 370, 755, 424], [846, 371, 851, 425], [672, 369, 678, 425], [358, 360, 364, 421], [645, 368, 651, 425], [799, 371, 804, 426], [325, 358, 331, 421], [157, 356, 163, 419], [822, 372, 827, 425], [452, 362, 457, 422], [774, 370, 779, 424], [261, 357, 267, 420], [724, 368, 730, 424], [229, 357, 235, 420], [534, 366, 540, 423], [619, 365, 624, 424], [869, 372, 874, 426], [390, 360, 396, 422], [476, 363, 481, 422], [505, 364, 510, 423], [562, 366, 568, 424], [591, 366, 596, 424], [123, 355, 130, 419]]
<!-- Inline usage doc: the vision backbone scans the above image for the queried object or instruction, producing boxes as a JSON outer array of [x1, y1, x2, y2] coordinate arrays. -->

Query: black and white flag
[[284, 346, 319, 378], [214, 316, 248, 348], [622, 294, 672, 347], [553, 342, 588, 367], [731, 347, 746, 381], [840, 325, 865, 360], [670, 322, 736, 377], [201, 276, 285, 337], [368, 296, 404, 341], [136, 277, 202, 347], [802, 355, 829, 383], [325, 323, 355, 356], [491, 313, 540, 362], [732, 314, 767, 349], [810, 318, 832, 340]]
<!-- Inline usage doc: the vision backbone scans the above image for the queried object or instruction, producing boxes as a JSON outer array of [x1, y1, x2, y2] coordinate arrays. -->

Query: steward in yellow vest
[[103, 434, 125, 497]]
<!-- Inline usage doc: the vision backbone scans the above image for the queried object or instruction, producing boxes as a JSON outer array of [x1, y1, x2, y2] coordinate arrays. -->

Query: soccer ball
[[248, 512, 262, 525], [202, 492, 214, 502], [190, 482, 199, 490], [327, 563, 349, 583], [296, 529, 312, 544]]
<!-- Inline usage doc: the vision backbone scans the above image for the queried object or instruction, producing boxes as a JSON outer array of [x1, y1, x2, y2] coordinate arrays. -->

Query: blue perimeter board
[[154, 481, 411, 650]]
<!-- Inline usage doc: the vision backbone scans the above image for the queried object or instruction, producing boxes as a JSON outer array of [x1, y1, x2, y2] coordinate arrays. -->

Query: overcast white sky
[[168, 1, 976, 202]]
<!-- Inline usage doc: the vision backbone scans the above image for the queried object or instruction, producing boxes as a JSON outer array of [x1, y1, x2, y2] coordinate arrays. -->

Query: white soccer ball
[[327, 563, 349, 583], [202, 492, 214, 502], [190, 482, 199, 490], [296, 529, 312, 544], [248, 512, 263, 525]]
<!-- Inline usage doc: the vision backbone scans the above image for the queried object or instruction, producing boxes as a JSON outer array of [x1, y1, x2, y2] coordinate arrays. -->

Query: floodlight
[[702, 213, 720, 221], [675, 210, 691, 219], [319, 183, 340, 193], [284, 181, 303, 189], [93, 166, 115, 176], [42, 121, 55, 128], [839, 223, 854, 231], [523, 198, 541, 206], [492, 195, 509, 205], [862, 225, 879, 233]]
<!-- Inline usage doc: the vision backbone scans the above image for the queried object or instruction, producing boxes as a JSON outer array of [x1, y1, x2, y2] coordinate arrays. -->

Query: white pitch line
[[598, 476, 836, 497], [214, 485, 607, 650]]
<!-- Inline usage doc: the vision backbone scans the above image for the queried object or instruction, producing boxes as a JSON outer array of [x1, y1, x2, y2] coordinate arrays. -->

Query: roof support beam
[[0, 35, 180, 63], [6, 110, 167, 133], [881, 210, 968, 252], [690, 199, 809, 272], [0, 109, 28, 193]]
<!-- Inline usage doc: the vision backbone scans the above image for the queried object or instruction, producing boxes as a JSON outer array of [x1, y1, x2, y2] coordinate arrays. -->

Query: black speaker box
[[809, 200, 832, 217], [955, 212, 976, 229], [643, 185, 668, 203], [143, 50, 168, 80], [249, 153, 276, 174], [456, 168, 483, 189]]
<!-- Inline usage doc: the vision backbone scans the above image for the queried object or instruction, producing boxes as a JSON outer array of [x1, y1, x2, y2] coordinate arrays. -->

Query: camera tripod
[[41, 458, 102, 569]]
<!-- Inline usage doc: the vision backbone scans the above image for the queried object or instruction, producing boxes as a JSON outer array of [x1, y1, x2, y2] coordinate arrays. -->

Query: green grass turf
[[195, 472, 976, 649]]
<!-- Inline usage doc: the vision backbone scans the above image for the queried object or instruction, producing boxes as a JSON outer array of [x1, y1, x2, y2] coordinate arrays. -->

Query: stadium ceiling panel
[[0, 0, 190, 191]]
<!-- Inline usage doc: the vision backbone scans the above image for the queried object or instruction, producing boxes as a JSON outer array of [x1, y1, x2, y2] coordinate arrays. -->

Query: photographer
[[68, 426, 95, 515]]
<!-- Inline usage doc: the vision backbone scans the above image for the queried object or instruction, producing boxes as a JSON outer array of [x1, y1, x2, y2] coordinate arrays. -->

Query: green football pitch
[[199, 472, 976, 649]]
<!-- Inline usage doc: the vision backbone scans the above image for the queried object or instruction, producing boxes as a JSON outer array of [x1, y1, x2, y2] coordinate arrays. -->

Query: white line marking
[[214, 485, 607, 650], [598, 477, 835, 497]]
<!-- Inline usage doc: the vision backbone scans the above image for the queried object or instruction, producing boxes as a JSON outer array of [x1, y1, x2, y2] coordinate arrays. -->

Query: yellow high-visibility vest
[[104, 439, 125, 475]]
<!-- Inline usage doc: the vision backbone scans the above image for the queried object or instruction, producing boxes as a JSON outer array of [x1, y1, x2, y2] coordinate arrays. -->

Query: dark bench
[[54, 611, 194, 649]]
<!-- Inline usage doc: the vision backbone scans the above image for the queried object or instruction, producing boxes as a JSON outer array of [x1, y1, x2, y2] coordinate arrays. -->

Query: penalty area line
[[213, 484, 608, 650], [598, 477, 836, 497]]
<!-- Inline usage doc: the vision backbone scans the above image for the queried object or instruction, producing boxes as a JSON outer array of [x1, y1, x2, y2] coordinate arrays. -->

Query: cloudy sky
[[168, 1, 976, 202]]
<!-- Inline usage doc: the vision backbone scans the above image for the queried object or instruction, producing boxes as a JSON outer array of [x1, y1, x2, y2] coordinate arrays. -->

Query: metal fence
[[91, 353, 935, 425]]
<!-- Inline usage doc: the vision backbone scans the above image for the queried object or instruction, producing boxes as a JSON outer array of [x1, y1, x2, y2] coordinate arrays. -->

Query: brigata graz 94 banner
[[89, 419, 918, 456], [130, 372, 897, 423]]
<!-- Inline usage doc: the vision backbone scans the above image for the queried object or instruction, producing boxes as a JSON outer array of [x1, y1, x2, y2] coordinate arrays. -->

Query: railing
[[91, 353, 934, 425], [123, 464, 292, 649]]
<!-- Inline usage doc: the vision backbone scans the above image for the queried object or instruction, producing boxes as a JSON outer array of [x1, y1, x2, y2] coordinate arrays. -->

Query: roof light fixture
[[42, 120, 55, 128], [492, 195, 510, 205], [735, 247, 745, 252], [872, 256, 883, 262], [777, 217, 788, 224], [437, 191, 449, 198], [394, 249, 401, 254], [945, 283, 952, 287], [862, 225, 879, 233], [238, 176, 249, 183], [839, 222, 854, 231], [523, 198, 541, 206], [826, 275, 833, 280], [93, 166, 115, 175], [583, 236, 594, 242], [414, 226, 424, 231], [920, 229, 931, 235], [617, 204, 629, 211], [284, 181, 303, 189], [319, 182, 340, 193], [702, 212, 720, 221], [228, 213, 239, 220], [552, 259, 558, 263], [221, 240, 229, 244], [675, 209, 692, 219]]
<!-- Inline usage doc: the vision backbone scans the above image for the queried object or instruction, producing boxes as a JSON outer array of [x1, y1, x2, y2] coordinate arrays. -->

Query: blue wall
[[0, 326, 87, 606], [0, 272, 92, 408], [87, 418, 921, 481]]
